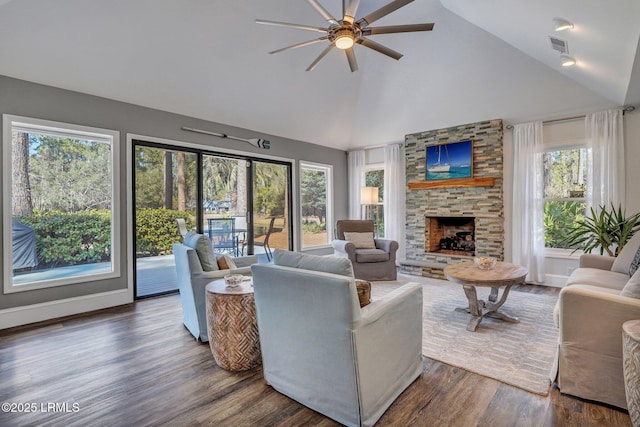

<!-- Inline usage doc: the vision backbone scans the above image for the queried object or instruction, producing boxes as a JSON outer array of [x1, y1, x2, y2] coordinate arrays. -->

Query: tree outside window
[[300, 163, 331, 248], [543, 147, 588, 249]]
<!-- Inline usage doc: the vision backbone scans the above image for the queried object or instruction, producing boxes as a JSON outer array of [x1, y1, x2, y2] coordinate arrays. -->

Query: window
[[300, 162, 332, 248], [543, 146, 588, 249], [365, 166, 384, 237], [3, 115, 120, 293]]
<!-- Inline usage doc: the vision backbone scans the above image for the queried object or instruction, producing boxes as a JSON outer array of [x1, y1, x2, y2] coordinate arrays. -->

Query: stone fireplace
[[401, 119, 504, 279]]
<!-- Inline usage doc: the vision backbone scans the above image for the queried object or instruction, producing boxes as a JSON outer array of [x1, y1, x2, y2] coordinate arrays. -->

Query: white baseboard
[[0, 289, 132, 330], [544, 274, 568, 288]]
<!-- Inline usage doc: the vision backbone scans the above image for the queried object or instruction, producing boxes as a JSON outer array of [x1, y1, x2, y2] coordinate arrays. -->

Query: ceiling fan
[[256, 0, 434, 72]]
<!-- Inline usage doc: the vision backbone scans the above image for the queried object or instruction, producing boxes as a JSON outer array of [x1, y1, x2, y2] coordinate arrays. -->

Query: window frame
[[542, 142, 589, 256], [299, 161, 333, 249], [3, 114, 121, 293]]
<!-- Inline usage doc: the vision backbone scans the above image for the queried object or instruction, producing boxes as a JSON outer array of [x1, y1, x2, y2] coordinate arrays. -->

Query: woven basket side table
[[623, 319, 640, 426], [206, 279, 261, 371]]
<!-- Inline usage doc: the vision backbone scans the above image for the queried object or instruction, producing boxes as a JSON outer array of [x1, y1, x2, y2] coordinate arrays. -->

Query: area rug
[[371, 274, 559, 395]]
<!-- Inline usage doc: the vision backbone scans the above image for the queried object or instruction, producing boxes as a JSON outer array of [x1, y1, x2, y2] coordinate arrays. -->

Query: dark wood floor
[[0, 285, 632, 427]]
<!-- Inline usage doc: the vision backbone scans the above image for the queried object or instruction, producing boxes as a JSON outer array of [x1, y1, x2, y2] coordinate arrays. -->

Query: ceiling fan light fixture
[[257, 0, 434, 71], [561, 54, 576, 67], [335, 32, 355, 50], [553, 18, 574, 32]]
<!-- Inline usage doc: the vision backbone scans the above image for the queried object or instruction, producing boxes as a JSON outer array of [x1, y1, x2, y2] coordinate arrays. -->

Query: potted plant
[[563, 203, 640, 256]]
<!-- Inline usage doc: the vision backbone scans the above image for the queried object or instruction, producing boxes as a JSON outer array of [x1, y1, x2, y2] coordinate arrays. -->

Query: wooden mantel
[[408, 177, 495, 189]]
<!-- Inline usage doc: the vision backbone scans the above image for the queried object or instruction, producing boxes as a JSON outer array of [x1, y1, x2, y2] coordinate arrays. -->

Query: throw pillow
[[630, 245, 640, 276], [621, 268, 640, 299], [343, 232, 376, 249], [183, 232, 219, 272], [355, 279, 371, 307], [612, 232, 640, 274], [273, 249, 354, 277], [216, 254, 237, 270]]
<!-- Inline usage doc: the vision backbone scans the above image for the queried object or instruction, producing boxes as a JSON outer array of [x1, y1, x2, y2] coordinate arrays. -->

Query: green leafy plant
[[136, 208, 195, 256], [17, 210, 112, 268], [562, 203, 640, 256], [544, 200, 586, 249]]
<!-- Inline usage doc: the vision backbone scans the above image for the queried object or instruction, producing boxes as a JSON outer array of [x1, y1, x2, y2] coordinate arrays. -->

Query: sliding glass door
[[133, 141, 292, 298], [134, 144, 198, 298], [251, 160, 291, 260]]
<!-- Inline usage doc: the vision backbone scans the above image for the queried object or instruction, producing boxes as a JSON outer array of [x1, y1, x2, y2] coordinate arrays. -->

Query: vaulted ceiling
[[1, 0, 639, 150]]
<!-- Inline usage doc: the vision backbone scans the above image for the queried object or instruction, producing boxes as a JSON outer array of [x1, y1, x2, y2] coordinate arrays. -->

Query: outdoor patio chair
[[208, 217, 238, 256], [255, 216, 276, 261], [175, 218, 188, 240]]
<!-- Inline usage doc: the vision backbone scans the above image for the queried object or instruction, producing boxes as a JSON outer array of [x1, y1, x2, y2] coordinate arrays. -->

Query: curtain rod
[[505, 105, 636, 130]]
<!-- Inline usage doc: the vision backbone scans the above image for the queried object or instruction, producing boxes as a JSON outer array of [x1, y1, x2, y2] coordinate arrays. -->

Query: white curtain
[[512, 122, 546, 284], [585, 109, 625, 210], [348, 150, 365, 219], [384, 143, 406, 261]]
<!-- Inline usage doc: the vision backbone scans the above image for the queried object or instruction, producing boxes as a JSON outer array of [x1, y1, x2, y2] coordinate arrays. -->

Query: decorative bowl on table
[[474, 256, 496, 270], [224, 274, 244, 287]]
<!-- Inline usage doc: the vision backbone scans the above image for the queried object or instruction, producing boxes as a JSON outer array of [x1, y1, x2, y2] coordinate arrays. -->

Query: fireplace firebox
[[426, 216, 475, 256]]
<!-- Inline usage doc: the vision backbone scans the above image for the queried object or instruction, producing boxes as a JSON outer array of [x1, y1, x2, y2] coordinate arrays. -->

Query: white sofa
[[551, 233, 640, 409], [251, 250, 423, 427]]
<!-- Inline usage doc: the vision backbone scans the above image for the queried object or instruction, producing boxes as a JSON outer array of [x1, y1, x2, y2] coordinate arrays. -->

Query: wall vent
[[549, 36, 568, 54]]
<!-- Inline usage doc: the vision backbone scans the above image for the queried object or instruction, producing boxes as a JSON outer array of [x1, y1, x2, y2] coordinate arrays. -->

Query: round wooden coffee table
[[444, 261, 527, 332], [205, 278, 261, 371]]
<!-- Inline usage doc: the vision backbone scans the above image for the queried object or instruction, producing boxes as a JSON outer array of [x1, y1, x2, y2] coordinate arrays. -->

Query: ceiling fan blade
[[357, 0, 413, 26], [306, 44, 335, 71], [363, 23, 434, 35], [269, 37, 329, 54], [307, 0, 340, 26], [345, 47, 358, 72], [356, 37, 403, 60], [255, 19, 327, 33], [344, 0, 361, 23]]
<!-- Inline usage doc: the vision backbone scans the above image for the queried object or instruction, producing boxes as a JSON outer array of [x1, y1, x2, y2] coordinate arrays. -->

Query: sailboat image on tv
[[426, 140, 473, 181], [428, 144, 450, 173]]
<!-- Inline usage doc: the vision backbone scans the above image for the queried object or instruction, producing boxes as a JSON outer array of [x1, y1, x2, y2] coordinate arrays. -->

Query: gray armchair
[[173, 237, 257, 342], [331, 219, 399, 281], [251, 250, 423, 427]]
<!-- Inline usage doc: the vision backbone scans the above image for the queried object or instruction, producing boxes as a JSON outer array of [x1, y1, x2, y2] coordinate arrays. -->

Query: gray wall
[[0, 75, 348, 310]]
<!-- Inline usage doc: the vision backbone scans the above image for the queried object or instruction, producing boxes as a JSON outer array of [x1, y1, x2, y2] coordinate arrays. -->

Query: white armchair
[[251, 250, 423, 427], [551, 232, 640, 409], [173, 240, 257, 342]]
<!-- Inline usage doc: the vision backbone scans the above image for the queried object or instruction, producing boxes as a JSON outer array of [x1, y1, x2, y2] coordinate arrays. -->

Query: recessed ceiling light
[[553, 18, 574, 32], [561, 54, 576, 67]]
